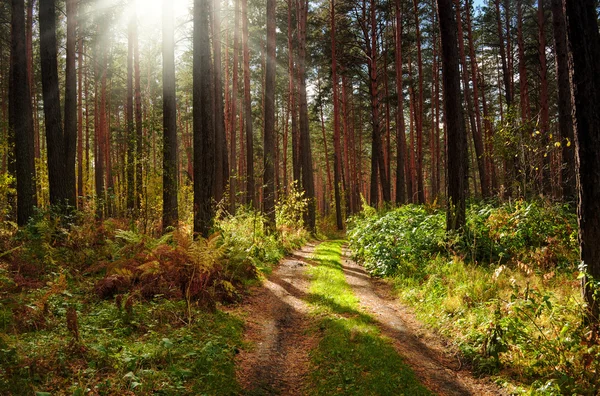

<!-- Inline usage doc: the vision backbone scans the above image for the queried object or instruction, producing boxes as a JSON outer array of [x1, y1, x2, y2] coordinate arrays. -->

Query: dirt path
[[234, 242, 319, 395], [341, 246, 506, 396]]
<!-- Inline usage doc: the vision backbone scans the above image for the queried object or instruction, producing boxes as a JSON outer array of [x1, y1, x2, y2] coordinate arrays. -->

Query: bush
[[348, 200, 597, 394]]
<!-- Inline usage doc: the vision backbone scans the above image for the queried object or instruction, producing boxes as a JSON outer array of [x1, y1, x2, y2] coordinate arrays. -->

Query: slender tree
[[65, 0, 77, 205], [242, 0, 254, 208], [394, 0, 406, 204], [193, 0, 215, 237], [162, 0, 178, 230], [263, 0, 277, 228], [331, 0, 343, 230], [438, 0, 468, 231], [551, 0, 575, 201], [11, 0, 37, 225]]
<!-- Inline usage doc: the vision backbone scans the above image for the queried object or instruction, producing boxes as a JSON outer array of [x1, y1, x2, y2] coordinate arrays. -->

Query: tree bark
[[162, 0, 178, 230], [551, 0, 575, 202], [538, 0, 551, 196], [193, 0, 215, 237], [413, 0, 425, 204], [331, 0, 343, 229], [40, 0, 71, 207], [11, 0, 37, 225], [126, 10, 135, 215], [64, 0, 77, 206], [438, 0, 468, 231], [230, 0, 240, 214], [565, 0, 600, 323], [212, 0, 229, 206], [134, 5, 143, 212], [517, 0, 529, 123], [264, 0, 277, 228], [242, 0, 255, 208], [394, 0, 406, 204], [297, 0, 316, 231]]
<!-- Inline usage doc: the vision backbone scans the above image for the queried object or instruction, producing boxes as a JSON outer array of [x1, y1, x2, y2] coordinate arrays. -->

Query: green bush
[[348, 204, 446, 277]]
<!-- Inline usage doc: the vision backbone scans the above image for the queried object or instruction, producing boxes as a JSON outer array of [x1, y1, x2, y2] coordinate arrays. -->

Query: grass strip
[[307, 240, 432, 396]]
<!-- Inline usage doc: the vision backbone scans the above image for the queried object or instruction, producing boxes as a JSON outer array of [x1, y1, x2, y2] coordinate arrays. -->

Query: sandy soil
[[340, 246, 507, 396], [234, 242, 319, 395], [233, 242, 507, 395]]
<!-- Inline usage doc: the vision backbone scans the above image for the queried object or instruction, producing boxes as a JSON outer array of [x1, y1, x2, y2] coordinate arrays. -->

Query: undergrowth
[[348, 201, 599, 395], [0, 193, 308, 393]]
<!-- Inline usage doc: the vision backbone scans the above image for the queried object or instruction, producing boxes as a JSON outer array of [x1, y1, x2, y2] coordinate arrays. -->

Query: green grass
[[0, 291, 244, 395], [306, 240, 432, 396]]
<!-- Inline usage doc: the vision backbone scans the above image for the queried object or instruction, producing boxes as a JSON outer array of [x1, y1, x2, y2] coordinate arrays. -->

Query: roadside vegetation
[[306, 241, 431, 395], [0, 195, 308, 394], [348, 200, 599, 395]]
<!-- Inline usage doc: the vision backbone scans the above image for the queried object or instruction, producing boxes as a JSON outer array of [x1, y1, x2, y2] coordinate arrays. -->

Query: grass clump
[[307, 241, 432, 396], [348, 201, 600, 395]]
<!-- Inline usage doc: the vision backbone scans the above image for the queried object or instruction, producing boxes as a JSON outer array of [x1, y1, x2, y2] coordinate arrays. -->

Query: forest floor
[[232, 241, 506, 395]]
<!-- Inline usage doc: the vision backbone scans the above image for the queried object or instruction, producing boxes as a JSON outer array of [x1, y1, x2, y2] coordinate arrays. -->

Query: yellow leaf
[[554, 142, 561, 148]]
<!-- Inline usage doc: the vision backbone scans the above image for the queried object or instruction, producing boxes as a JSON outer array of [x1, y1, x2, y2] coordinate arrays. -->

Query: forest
[[1, 0, 600, 394]]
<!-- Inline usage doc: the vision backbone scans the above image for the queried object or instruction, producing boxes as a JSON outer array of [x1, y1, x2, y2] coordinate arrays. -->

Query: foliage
[[349, 200, 578, 277], [348, 201, 599, 394], [347, 204, 446, 277], [0, 202, 308, 393]]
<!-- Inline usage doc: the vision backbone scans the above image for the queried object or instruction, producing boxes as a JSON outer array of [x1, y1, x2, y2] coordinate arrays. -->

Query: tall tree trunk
[[289, 2, 301, 190], [162, 0, 178, 230], [438, 0, 468, 231], [565, 0, 600, 323], [517, 0, 529, 123], [465, 0, 488, 197], [212, 0, 229, 205], [230, 0, 240, 214], [40, 0, 70, 207], [126, 10, 135, 215], [264, 0, 277, 228], [134, 4, 143, 212], [242, 0, 254, 208], [455, 0, 487, 198], [538, 0, 551, 196], [77, 38, 84, 206], [64, 0, 77, 206], [551, 0, 575, 201], [395, 0, 406, 204], [26, 0, 38, 160], [297, 0, 316, 231], [193, 0, 215, 237], [11, 0, 37, 225], [413, 0, 425, 204], [331, 1, 343, 229]]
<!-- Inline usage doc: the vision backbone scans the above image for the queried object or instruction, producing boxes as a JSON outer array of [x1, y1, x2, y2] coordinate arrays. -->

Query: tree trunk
[[11, 0, 37, 225], [455, 0, 487, 198], [538, 0, 551, 196], [212, 0, 229, 206], [127, 11, 135, 215], [297, 0, 316, 231], [331, 0, 343, 230], [64, 0, 77, 206], [134, 4, 143, 212], [40, 0, 70, 207], [565, 0, 600, 323], [395, 0, 406, 204], [77, 38, 84, 207], [230, 0, 240, 214], [551, 0, 575, 202], [517, 0, 529, 123], [438, 0, 468, 231], [162, 0, 178, 230], [193, 0, 215, 237], [264, 0, 277, 228], [242, 0, 254, 208], [413, 0, 425, 204]]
